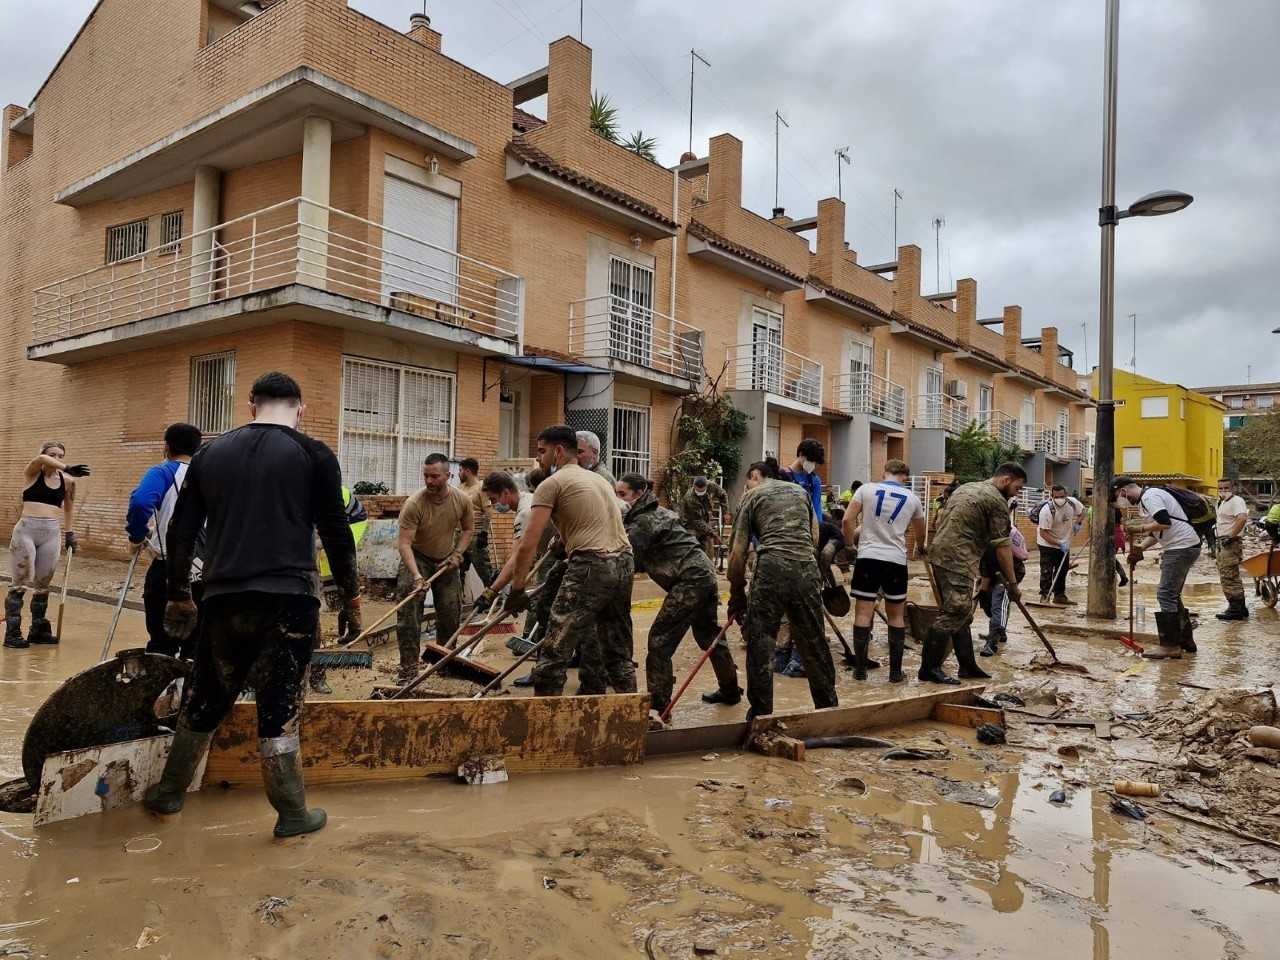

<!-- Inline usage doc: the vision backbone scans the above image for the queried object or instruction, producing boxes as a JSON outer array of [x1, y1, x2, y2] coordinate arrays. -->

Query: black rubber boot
[[4, 590, 27, 649], [1178, 608, 1197, 653], [917, 626, 960, 685], [262, 746, 326, 838], [1215, 598, 1249, 621], [887, 626, 907, 684], [512, 672, 536, 687], [650, 694, 670, 716], [980, 628, 1000, 657], [144, 721, 214, 815], [852, 625, 872, 681], [27, 593, 56, 644], [701, 685, 743, 705], [1151, 611, 1183, 658], [1053, 594, 1075, 606], [953, 628, 991, 680]]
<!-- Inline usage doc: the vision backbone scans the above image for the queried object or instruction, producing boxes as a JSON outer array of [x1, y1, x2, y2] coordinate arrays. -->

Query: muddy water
[[3, 553, 1279, 957]]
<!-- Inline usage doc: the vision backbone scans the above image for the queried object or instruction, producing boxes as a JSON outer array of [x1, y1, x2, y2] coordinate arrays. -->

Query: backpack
[[1156, 486, 1215, 537], [1027, 500, 1051, 523]]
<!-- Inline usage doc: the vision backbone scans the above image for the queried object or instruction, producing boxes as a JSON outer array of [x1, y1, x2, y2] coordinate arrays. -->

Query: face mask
[[695, 488, 707, 497], [617, 500, 631, 514], [801, 460, 816, 474], [494, 503, 512, 514], [1053, 497, 1067, 508]]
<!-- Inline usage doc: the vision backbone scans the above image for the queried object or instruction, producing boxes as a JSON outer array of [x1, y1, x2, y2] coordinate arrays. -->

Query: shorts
[[850, 557, 909, 602]]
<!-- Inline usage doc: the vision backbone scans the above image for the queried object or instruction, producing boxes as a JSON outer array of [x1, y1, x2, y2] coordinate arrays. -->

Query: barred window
[[611, 402, 651, 481], [160, 211, 183, 255], [189, 351, 236, 435], [106, 218, 148, 264]]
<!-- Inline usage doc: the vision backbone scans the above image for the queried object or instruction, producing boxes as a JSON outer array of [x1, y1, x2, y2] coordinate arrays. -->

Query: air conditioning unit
[[944, 379, 968, 401]]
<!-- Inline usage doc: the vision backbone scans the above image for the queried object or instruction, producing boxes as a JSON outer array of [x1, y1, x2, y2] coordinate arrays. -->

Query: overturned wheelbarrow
[[904, 601, 940, 645]]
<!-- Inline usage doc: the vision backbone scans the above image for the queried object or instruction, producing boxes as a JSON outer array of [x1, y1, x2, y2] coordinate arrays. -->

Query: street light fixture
[[1087, 0, 1195, 621]]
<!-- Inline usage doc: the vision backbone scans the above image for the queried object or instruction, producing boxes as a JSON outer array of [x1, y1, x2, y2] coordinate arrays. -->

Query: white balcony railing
[[914, 393, 971, 434], [725, 341, 823, 408], [1031, 424, 1065, 458], [983, 410, 1021, 447], [32, 197, 525, 347], [1067, 433, 1093, 466], [830, 371, 906, 427], [568, 295, 704, 382]]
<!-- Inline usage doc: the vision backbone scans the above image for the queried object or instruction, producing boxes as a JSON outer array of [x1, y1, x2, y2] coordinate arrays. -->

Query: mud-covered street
[[2, 551, 1278, 959]]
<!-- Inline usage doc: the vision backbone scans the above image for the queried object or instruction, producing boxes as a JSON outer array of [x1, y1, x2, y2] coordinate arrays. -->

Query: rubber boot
[[1215, 597, 1249, 621], [701, 685, 743, 705], [261, 745, 326, 838], [917, 626, 959, 685], [1178, 608, 1197, 653], [953, 628, 991, 680], [512, 672, 536, 687], [1053, 593, 1075, 606], [1151, 611, 1183, 659], [144, 721, 214, 815], [887, 626, 907, 684], [702, 644, 742, 703], [980, 626, 1004, 657], [4, 590, 27, 649], [650, 693, 670, 716], [27, 593, 56, 645], [852, 625, 872, 681]]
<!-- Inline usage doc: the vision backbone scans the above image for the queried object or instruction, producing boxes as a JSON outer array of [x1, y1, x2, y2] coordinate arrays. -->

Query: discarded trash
[[1049, 789, 1068, 805], [1248, 726, 1280, 748], [256, 896, 289, 926], [1057, 744, 1080, 759], [134, 926, 161, 950], [1110, 794, 1147, 820], [881, 747, 949, 761], [934, 779, 999, 808], [702, 753, 719, 762], [542, 877, 557, 890], [64, 878, 78, 885], [990, 692, 1026, 708], [123, 836, 161, 854], [1178, 755, 1221, 778], [975, 724, 1005, 745], [1247, 877, 1278, 889], [836, 776, 867, 797], [1114, 780, 1160, 798], [763, 798, 792, 810], [803, 735, 896, 750]]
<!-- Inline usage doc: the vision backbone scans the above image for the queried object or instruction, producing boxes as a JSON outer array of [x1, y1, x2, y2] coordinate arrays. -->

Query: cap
[[1112, 475, 1137, 490], [693, 476, 708, 488]]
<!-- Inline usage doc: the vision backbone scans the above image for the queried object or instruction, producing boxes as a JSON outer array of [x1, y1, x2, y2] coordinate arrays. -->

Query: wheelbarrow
[[1242, 534, 1280, 609]]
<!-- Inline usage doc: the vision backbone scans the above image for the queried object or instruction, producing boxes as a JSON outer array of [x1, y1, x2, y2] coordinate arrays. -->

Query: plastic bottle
[[1136, 603, 1146, 626]]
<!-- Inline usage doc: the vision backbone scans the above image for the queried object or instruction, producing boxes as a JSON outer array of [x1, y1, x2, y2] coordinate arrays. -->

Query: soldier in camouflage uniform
[[679, 476, 728, 559], [922, 463, 1026, 684], [617, 475, 741, 713], [727, 464, 837, 718]]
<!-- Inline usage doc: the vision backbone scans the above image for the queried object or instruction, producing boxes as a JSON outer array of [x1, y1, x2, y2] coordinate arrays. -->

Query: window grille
[[611, 402, 651, 480], [189, 351, 236, 435], [160, 211, 183, 255], [106, 218, 148, 263]]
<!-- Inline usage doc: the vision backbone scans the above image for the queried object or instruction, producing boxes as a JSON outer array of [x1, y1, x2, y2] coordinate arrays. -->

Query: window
[[1229, 396, 1244, 409], [1021, 397, 1036, 448], [188, 351, 236, 435], [977, 384, 994, 427], [1122, 446, 1143, 472], [1140, 396, 1169, 418], [1228, 415, 1246, 430], [340, 357, 454, 494], [612, 402, 651, 479], [160, 211, 183, 255], [765, 412, 780, 460], [106, 218, 148, 264], [1179, 398, 1186, 419], [1057, 410, 1069, 453], [1259, 395, 1275, 409], [382, 175, 459, 307], [608, 257, 655, 367]]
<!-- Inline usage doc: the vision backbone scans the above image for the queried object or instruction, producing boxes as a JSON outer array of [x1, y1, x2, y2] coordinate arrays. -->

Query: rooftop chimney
[[893, 245, 921, 319], [1002, 305, 1022, 364], [408, 11, 442, 51], [707, 134, 743, 208], [814, 197, 845, 283]]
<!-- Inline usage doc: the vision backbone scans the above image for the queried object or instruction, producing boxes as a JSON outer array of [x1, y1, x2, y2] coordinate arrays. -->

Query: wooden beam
[[419, 641, 503, 684], [749, 732, 806, 762], [202, 694, 649, 787], [931, 702, 1004, 729], [1039, 623, 1159, 644]]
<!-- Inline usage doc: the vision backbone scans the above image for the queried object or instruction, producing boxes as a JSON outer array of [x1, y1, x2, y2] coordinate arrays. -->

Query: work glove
[[1123, 520, 1147, 536], [164, 595, 199, 640], [1005, 582, 1022, 604], [64, 464, 91, 478], [503, 588, 529, 615], [63, 530, 78, 552], [445, 551, 465, 570], [474, 587, 498, 613], [339, 595, 363, 640]]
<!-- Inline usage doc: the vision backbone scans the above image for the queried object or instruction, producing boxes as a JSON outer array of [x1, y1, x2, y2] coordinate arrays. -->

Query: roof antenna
[[687, 49, 710, 157], [773, 109, 789, 216], [835, 146, 850, 200]]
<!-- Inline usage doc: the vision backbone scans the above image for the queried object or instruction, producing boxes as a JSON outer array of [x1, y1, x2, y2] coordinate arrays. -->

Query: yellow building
[[1092, 370, 1225, 493]]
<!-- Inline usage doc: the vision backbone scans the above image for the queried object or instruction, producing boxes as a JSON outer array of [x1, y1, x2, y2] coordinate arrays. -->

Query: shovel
[[54, 548, 74, 642], [100, 551, 142, 662], [998, 572, 1089, 674]]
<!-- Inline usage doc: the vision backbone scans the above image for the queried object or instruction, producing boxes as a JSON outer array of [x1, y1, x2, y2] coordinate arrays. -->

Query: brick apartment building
[[1193, 380, 1280, 506], [0, 0, 1092, 553]]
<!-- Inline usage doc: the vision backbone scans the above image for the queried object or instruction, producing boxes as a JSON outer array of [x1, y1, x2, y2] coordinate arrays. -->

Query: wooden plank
[[202, 694, 648, 787], [749, 733, 806, 762], [419, 641, 503, 683], [1039, 622, 1159, 644], [646, 721, 750, 756], [750, 685, 987, 741], [932, 702, 1004, 729]]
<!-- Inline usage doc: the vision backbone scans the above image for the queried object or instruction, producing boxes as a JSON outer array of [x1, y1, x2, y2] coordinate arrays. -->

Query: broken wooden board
[[646, 685, 986, 756], [203, 694, 648, 787], [35, 734, 207, 827], [931, 702, 1005, 729], [1038, 622, 1159, 645], [420, 641, 502, 684]]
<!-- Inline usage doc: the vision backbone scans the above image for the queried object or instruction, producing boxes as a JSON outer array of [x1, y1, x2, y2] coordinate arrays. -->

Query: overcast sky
[[5, 0, 1277, 386]]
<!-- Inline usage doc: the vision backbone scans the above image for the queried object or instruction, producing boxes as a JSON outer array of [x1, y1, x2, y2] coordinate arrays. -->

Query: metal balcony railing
[[1031, 425, 1066, 459], [914, 393, 971, 434], [979, 410, 1021, 447], [1067, 434, 1093, 466], [830, 371, 906, 427], [725, 341, 823, 408], [568, 295, 704, 382], [32, 197, 525, 346]]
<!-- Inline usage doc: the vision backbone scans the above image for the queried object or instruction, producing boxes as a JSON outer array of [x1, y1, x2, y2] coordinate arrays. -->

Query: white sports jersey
[[854, 480, 924, 565]]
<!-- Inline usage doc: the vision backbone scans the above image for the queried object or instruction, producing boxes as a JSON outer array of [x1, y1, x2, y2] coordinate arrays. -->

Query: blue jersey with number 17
[[854, 480, 924, 566]]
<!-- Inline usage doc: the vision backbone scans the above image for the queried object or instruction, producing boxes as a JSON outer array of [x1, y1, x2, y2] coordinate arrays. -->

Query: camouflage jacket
[[678, 482, 726, 539], [623, 491, 716, 591], [929, 479, 1013, 579], [728, 478, 817, 564]]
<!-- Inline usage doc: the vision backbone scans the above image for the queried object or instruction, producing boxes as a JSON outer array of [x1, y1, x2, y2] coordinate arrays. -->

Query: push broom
[[313, 565, 452, 670]]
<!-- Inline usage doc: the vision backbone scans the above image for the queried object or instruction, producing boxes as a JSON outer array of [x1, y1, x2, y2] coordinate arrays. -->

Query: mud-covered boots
[[918, 625, 959, 685], [1178, 608, 1197, 653], [980, 626, 1006, 657], [144, 721, 214, 815], [4, 590, 27, 649], [953, 627, 991, 680], [27, 593, 56, 645], [852, 625, 873, 680], [1150, 611, 1184, 659], [1215, 597, 1249, 621], [887, 626, 907, 684], [261, 743, 326, 838]]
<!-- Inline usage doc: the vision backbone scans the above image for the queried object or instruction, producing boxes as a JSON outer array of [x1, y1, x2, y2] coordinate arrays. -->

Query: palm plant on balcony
[[621, 130, 658, 162], [945, 422, 1023, 484], [589, 90, 620, 143]]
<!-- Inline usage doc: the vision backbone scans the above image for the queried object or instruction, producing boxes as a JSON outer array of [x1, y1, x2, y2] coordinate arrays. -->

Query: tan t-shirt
[[531, 463, 630, 556], [399, 486, 474, 559], [459, 477, 490, 533]]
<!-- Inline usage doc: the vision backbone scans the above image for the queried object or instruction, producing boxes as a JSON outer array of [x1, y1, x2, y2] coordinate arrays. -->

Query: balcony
[[1030, 425, 1068, 461], [914, 393, 971, 435], [725, 342, 823, 413], [1067, 434, 1094, 466], [830, 371, 906, 431], [30, 198, 524, 363], [980, 410, 1021, 448], [567, 295, 703, 392]]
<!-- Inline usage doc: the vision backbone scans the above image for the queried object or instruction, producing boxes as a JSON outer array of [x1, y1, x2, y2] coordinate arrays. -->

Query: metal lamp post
[[1087, 0, 1195, 619]]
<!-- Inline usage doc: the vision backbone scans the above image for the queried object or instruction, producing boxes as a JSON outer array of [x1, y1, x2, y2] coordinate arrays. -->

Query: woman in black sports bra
[[5, 442, 91, 649]]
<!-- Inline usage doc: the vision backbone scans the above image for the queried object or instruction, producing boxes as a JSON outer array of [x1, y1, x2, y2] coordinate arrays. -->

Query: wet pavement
[[2, 551, 1278, 957]]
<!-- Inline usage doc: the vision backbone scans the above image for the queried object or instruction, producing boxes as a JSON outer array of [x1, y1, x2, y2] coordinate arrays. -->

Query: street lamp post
[[1087, 0, 1194, 620]]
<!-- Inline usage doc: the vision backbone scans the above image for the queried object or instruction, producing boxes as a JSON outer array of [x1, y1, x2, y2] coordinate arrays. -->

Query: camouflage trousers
[[523, 558, 608, 691], [932, 564, 978, 634], [462, 530, 495, 589], [396, 552, 463, 673], [743, 554, 837, 718], [646, 570, 738, 710], [1216, 537, 1245, 601], [532, 552, 636, 696]]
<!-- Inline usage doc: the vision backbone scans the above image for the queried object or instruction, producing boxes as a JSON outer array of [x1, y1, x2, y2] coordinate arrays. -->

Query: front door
[[608, 257, 654, 367]]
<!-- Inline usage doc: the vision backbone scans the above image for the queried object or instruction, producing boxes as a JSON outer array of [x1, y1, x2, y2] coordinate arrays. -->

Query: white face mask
[[617, 500, 630, 514], [801, 459, 816, 474], [1053, 497, 1067, 508], [695, 488, 707, 497]]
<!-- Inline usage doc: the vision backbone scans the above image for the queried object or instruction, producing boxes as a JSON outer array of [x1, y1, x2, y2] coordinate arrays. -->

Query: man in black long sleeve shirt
[[144, 372, 360, 839]]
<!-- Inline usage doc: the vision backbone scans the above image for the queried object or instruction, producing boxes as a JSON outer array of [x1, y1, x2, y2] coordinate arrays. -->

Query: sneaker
[[780, 656, 806, 678]]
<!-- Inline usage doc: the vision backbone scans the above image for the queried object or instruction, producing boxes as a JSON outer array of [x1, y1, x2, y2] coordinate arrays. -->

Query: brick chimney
[[955, 278, 976, 347], [893, 245, 921, 319], [813, 197, 845, 283], [546, 36, 592, 141], [407, 12, 442, 52], [1002, 305, 1022, 364], [1039, 326, 1059, 379], [707, 133, 742, 208]]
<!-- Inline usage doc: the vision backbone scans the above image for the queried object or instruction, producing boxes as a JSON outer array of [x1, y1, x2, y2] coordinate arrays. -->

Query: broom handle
[[822, 607, 858, 663], [472, 623, 544, 698], [998, 572, 1058, 661], [55, 547, 74, 640], [101, 551, 141, 662], [660, 617, 734, 723], [392, 607, 510, 699], [341, 564, 450, 648]]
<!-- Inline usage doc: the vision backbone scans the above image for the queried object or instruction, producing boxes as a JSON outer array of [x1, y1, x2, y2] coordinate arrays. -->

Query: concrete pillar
[[725, 390, 767, 503], [830, 416, 872, 489], [908, 427, 946, 474], [189, 165, 221, 305], [300, 115, 332, 286]]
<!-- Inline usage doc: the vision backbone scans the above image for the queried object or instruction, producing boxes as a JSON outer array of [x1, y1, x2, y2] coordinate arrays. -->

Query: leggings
[[9, 517, 61, 592]]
